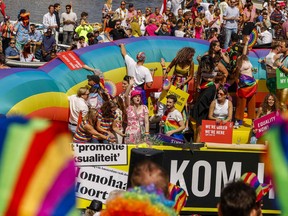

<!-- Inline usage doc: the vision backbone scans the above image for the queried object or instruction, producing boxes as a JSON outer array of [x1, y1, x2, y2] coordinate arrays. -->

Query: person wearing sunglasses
[[208, 85, 233, 125], [115, 1, 128, 28], [5, 39, 20, 59]]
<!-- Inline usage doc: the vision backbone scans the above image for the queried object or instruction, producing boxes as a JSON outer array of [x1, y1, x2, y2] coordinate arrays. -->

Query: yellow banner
[[147, 97, 154, 117], [159, 85, 189, 112]]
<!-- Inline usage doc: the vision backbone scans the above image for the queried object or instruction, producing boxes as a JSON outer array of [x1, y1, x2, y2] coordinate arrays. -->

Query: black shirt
[[110, 28, 126, 40]]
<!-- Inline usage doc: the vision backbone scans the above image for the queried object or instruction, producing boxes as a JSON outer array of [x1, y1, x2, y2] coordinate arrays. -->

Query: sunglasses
[[10, 42, 15, 44], [217, 92, 225, 96]]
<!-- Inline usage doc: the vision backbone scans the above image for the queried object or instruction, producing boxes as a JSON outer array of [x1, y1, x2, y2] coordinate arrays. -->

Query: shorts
[[242, 22, 255, 35]]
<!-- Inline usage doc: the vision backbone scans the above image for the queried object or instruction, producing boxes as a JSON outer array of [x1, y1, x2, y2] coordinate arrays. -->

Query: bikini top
[[175, 64, 190, 76]]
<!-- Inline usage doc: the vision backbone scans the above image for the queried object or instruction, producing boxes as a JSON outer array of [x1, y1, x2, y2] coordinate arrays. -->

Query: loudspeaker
[[127, 148, 164, 188]]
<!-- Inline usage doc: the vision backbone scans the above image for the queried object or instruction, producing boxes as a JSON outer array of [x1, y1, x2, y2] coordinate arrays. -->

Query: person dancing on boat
[[166, 47, 195, 92], [166, 47, 195, 131]]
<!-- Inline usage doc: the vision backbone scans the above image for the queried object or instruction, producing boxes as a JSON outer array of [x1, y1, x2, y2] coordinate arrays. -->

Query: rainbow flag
[[264, 114, 288, 215], [0, 116, 77, 216], [237, 74, 257, 98]]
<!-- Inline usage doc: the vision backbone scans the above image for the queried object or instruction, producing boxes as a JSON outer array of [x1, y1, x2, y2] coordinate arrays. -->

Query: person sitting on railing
[[160, 95, 185, 141], [20, 42, 38, 62], [208, 85, 233, 125], [37, 28, 56, 62], [5, 39, 20, 60]]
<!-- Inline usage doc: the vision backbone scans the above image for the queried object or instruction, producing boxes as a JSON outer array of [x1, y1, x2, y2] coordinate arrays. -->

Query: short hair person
[[161, 95, 185, 140], [120, 43, 154, 105], [218, 181, 257, 216]]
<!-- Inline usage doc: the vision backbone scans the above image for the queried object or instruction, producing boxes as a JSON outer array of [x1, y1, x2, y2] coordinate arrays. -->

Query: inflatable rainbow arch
[[0, 37, 270, 121]]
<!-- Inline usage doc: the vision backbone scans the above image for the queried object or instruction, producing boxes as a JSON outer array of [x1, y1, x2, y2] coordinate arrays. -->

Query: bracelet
[[162, 67, 167, 70]]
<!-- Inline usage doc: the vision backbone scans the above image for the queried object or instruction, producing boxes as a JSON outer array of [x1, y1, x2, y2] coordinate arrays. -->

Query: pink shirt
[[243, 8, 256, 22], [145, 24, 158, 36]]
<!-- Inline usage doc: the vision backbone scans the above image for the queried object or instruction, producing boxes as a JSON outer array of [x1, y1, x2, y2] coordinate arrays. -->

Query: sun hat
[[136, 52, 146, 61], [241, 172, 272, 202], [131, 90, 141, 98]]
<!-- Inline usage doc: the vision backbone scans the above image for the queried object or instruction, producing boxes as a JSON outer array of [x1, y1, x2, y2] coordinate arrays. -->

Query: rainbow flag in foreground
[[0, 116, 77, 216], [264, 113, 288, 215]]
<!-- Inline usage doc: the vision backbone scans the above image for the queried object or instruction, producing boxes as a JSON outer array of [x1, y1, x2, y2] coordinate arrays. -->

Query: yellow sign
[[159, 85, 189, 112], [147, 97, 154, 117]]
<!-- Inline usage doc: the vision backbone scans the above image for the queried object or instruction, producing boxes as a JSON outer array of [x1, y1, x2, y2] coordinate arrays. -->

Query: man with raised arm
[[119, 43, 154, 105]]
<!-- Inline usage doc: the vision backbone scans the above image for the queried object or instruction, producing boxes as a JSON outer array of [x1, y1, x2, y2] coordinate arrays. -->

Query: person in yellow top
[[166, 47, 195, 92], [75, 19, 93, 42], [166, 47, 196, 132]]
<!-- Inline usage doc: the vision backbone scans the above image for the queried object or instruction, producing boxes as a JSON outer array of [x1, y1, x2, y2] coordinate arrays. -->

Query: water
[[5, 0, 163, 23]]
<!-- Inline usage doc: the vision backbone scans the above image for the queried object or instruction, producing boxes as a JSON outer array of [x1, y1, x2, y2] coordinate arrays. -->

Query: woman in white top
[[20, 42, 37, 62], [102, 0, 113, 18], [208, 85, 233, 124]]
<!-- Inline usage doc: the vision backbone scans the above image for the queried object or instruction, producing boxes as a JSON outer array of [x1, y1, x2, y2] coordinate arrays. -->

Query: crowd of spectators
[[0, 0, 287, 63]]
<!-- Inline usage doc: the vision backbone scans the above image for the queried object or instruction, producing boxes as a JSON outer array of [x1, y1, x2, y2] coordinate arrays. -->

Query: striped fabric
[[237, 74, 257, 98], [241, 172, 272, 202], [73, 120, 92, 143], [0, 116, 76, 216]]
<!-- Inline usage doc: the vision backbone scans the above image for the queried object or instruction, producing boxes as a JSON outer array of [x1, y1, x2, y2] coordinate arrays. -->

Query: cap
[[131, 90, 141, 98], [136, 52, 146, 61], [129, 3, 134, 7], [241, 172, 272, 202], [87, 199, 102, 212], [87, 75, 100, 84]]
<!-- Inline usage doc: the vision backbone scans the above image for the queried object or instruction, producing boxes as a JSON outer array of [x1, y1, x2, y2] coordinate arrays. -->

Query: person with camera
[[75, 18, 93, 42], [154, 22, 171, 36]]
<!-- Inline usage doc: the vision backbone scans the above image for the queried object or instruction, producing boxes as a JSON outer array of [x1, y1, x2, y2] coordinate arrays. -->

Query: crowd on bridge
[[0, 0, 288, 64], [0, 0, 286, 144]]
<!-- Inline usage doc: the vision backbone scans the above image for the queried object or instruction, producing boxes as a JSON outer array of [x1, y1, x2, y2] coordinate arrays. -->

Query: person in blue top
[[5, 39, 20, 59]]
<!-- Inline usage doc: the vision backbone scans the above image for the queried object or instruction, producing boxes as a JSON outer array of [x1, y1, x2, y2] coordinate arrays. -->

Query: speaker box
[[127, 148, 164, 188]]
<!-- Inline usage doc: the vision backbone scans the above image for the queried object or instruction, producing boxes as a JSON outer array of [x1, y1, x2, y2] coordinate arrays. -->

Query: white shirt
[[213, 99, 229, 119], [174, 29, 185, 37], [68, 95, 89, 124], [259, 30, 272, 44], [205, 10, 213, 23], [265, 51, 277, 68], [124, 54, 153, 86], [115, 8, 128, 27], [223, 6, 239, 29], [20, 53, 35, 62], [43, 12, 57, 33], [200, 2, 210, 12], [219, 2, 228, 15], [61, 12, 77, 32], [171, 0, 183, 16]]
